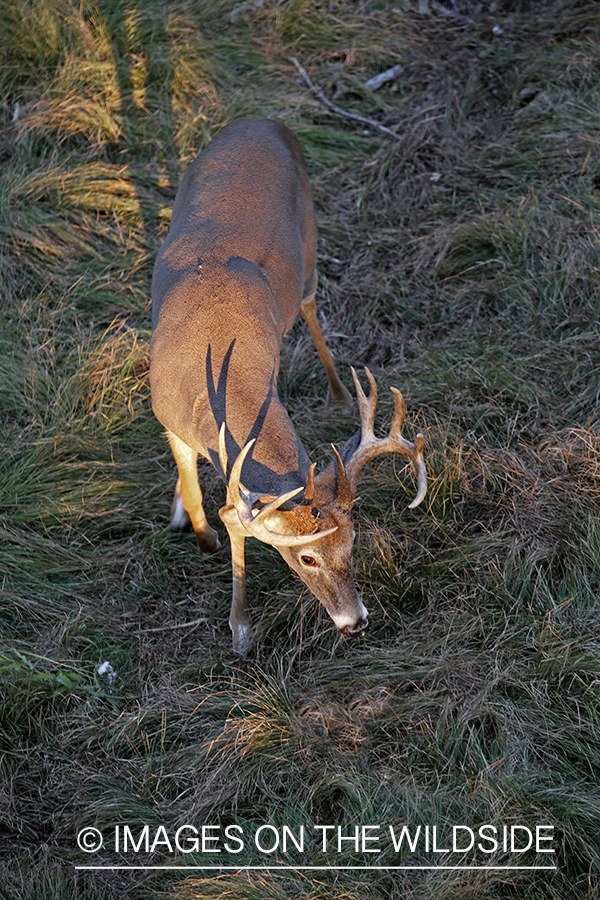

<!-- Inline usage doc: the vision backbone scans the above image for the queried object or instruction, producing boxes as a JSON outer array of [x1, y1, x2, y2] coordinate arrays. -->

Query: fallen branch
[[131, 616, 208, 634], [364, 64, 404, 92], [289, 56, 400, 141]]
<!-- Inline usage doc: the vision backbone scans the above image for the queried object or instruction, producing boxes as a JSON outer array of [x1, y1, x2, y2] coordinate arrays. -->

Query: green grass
[[1, 0, 599, 897]]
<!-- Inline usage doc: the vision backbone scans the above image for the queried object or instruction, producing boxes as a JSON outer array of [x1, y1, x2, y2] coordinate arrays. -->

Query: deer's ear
[[259, 509, 300, 537], [261, 506, 318, 537], [220, 497, 336, 547]]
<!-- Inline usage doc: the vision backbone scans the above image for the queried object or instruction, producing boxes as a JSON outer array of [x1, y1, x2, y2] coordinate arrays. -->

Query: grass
[[0, 0, 599, 897]]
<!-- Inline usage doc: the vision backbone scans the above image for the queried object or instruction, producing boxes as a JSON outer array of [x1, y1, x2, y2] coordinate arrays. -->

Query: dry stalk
[[289, 56, 401, 141]]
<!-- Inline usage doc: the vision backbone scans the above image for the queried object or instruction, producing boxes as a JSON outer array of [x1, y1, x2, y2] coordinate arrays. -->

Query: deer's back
[[149, 117, 316, 488], [151, 117, 317, 333]]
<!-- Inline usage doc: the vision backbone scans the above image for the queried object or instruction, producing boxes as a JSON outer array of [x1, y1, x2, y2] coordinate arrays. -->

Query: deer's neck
[[150, 264, 311, 496]]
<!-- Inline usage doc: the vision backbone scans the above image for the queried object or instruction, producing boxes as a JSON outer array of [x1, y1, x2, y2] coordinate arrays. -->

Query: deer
[[150, 117, 427, 655]]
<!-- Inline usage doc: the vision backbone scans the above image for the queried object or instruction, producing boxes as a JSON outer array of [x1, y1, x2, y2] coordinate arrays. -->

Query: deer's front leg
[[228, 532, 251, 655], [219, 505, 252, 655], [166, 431, 221, 553]]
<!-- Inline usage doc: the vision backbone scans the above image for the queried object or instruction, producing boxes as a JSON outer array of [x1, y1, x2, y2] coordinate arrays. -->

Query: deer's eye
[[301, 555, 319, 568]]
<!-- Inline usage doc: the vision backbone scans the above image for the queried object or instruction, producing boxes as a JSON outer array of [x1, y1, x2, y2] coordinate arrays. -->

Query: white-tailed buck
[[150, 117, 426, 654]]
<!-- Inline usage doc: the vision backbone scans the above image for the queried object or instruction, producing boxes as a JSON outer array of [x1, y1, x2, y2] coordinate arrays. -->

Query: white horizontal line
[[75, 865, 558, 871]]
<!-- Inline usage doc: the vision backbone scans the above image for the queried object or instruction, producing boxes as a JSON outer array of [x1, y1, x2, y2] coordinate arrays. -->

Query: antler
[[228, 440, 338, 546], [341, 367, 427, 509]]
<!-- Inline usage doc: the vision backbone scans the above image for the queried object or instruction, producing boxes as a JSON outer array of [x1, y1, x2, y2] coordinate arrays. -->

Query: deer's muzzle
[[340, 615, 369, 637]]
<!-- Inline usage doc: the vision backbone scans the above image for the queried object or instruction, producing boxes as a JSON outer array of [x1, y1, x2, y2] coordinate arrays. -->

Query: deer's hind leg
[[300, 270, 352, 407], [166, 430, 221, 553]]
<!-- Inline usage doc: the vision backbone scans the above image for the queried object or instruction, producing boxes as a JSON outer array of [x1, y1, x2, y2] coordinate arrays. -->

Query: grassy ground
[[0, 0, 599, 897]]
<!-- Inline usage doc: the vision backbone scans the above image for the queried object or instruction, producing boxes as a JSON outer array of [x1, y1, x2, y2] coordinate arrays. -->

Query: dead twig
[[364, 64, 404, 92], [289, 56, 401, 141], [131, 616, 208, 635]]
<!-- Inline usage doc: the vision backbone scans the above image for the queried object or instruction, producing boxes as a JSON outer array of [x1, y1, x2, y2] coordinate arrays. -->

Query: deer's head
[[219, 368, 426, 638]]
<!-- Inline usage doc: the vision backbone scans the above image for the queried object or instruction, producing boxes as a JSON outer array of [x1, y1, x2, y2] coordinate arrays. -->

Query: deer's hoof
[[230, 621, 252, 657], [196, 528, 221, 554], [331, 384, 353, 408]]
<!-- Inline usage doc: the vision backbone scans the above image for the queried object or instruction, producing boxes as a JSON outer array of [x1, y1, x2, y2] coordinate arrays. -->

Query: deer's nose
[[341, 616, 369, 638]]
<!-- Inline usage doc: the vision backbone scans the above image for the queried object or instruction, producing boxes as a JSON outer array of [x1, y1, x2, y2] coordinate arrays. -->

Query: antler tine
[[304, 462, 316, 504], [351, 366, 377, 437], [228, 440, 338, 546], [331, 443, 353, 512], [388, 387, 406, 439], [408, 432, 427, 509], [343, 367, 427, 509], [228, 438, 301, 523], [227, 438, 254, 509], [218, 422, 228, 477], [389, 389, 427, 507]]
